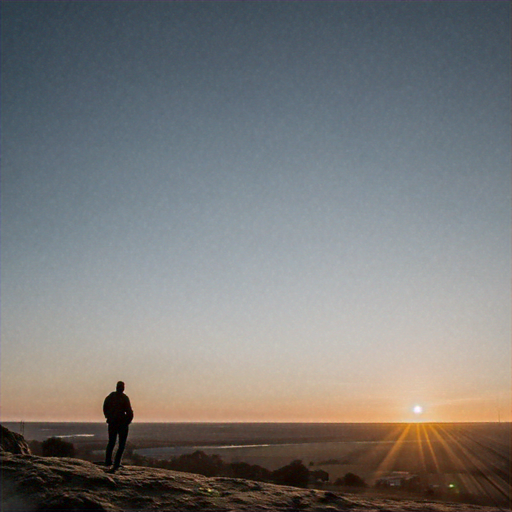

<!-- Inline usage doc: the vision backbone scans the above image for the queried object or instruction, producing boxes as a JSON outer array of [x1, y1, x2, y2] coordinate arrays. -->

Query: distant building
[[375, 471, 420, 490]]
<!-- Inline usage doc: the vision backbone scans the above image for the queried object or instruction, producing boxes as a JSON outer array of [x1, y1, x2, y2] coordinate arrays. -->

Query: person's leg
[[105, 424, 118, 466], [113, 426, 129, 469]]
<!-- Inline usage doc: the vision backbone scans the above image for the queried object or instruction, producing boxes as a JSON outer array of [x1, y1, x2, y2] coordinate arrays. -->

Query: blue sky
[[1, 1, 510, 422]]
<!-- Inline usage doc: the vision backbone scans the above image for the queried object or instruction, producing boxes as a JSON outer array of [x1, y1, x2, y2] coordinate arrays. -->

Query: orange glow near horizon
[[2, 405, 510, 424], [1, 374, 510, 424]]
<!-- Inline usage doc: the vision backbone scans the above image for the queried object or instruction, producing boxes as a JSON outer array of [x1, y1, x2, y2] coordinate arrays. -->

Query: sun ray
[[414, 423, 427, 474], [374, 423, 413, 477], [428, 424, 489, 498], [436, 424, 511, 505], [335, 423, 404, 480], [422, 423, 442, 476]]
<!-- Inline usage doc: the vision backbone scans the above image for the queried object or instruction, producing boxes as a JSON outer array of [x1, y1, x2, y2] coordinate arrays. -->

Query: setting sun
[[413, 405, 423, 415]]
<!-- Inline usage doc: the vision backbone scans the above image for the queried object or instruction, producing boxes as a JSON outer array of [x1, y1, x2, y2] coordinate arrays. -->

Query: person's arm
[[125, 396, 134, 424], [103, 394, 111, 420]]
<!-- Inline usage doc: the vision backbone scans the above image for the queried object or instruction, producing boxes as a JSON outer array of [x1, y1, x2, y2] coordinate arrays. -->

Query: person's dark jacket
[[103, 391, 134, 427]]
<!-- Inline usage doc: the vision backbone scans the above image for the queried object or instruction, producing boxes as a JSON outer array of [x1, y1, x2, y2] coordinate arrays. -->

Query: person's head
[[116, 381, 125, 393]]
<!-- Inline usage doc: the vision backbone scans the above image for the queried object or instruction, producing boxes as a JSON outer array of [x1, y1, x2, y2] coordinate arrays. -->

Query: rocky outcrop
[[0, 425, 31, 455], [2, 451, 505, 512]]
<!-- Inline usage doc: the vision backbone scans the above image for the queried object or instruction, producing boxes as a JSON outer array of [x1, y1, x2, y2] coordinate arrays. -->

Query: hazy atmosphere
[[1, 1, 510, 423]]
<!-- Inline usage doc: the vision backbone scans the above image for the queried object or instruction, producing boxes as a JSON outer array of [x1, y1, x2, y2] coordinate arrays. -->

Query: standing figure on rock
[[103, 381, 134, 471]]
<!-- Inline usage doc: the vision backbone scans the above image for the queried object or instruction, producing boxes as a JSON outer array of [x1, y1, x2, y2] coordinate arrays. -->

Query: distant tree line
[[131, 450, 332, 488]]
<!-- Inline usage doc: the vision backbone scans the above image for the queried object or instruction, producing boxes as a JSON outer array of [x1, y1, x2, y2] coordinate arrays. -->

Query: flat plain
[[128, 423, 510, 507]]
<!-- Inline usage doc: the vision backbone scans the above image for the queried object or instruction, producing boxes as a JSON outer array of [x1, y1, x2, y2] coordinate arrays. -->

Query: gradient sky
[[1, 1, 510, 423]]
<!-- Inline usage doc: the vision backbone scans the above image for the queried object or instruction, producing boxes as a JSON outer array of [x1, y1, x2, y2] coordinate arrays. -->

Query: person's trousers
[[105, 423, 129, 468]]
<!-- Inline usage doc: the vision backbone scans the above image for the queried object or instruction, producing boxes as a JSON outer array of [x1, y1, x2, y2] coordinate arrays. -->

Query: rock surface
[[2, 451, 505, 512], [0, 424, 31, 455]]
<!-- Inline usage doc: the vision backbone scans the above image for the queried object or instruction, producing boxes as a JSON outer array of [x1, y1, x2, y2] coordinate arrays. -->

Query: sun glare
[[413, 405, 423, 415]]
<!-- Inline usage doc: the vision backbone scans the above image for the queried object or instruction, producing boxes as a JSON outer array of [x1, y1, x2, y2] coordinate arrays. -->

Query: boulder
[[0, 425, 31, 455]]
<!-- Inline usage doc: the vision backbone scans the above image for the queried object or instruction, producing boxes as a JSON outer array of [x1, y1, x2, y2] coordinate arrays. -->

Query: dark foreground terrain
[[2, 451, 508, 512], [0, 426, 507, 512]]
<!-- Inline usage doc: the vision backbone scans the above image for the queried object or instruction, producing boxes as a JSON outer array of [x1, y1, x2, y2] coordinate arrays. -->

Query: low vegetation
[[132, 450, 317, 488], [41, 437, 75, 457], [334, 472, 367, 487]]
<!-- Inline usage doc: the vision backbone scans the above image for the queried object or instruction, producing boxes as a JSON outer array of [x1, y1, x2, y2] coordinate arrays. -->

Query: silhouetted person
[[103, 381, 133, 471]]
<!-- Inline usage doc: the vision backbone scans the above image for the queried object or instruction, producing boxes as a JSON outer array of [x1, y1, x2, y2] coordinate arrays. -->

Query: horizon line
[[3, 420, 510, 425]]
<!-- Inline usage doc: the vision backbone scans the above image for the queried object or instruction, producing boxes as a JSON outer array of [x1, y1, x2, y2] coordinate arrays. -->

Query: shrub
[[229, 461, 272, 482], [41, 437, 75, 457], [335, 472, 367, 487], [310, 469, 329, 483], [167, 450, 224, 477], [271, 460, 310, 488]]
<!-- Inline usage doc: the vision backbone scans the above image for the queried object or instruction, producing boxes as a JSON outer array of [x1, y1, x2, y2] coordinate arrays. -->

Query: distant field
[[133, 423, 511, 507]]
